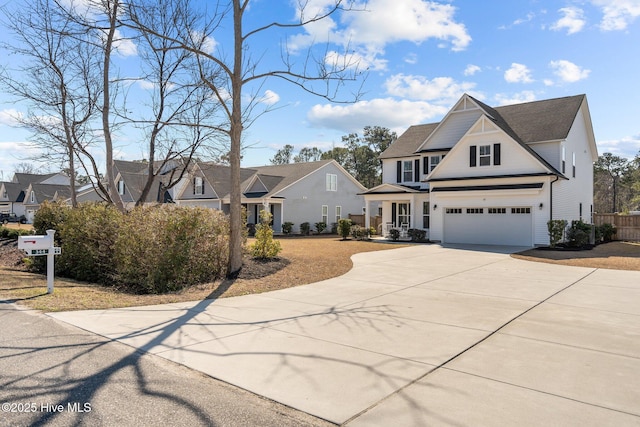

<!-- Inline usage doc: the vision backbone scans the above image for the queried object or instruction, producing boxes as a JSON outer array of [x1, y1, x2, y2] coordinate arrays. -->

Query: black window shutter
[[493, 143, 501, 165], [391, 203, 397, 225], [396, 161, 402, 183], [193, 178, 196, 194], [470, 146, 477, 167], [423, 157, 429, 173], [414, 159, 420, 182]]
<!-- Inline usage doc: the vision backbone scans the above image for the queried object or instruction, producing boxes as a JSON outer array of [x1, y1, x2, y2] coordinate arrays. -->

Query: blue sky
[[1, 0, 639, 178]]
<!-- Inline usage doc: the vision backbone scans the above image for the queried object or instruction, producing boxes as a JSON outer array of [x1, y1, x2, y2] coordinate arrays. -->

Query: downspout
[[549, 175, 560, 221]]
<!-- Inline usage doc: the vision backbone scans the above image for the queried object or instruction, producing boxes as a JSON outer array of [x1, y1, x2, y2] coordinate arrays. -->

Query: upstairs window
[[326, 173, 337, 191], [430, 156, 441, 172], [572, 152, 576, 178], [30, 191, 35, 203], [402, 161, 413, 182], [479, 145, 491, 166], [117, 180, 125, 195], [193, 176, 204, 195]]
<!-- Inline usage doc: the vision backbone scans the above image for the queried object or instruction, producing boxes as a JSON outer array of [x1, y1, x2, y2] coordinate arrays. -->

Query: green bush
[[566, 220, 592, 248], [314, 221, 327, 234], [408, 229, 427, 242], [300, 222, 310, 236], [114, 205, 229, 294], [351, 225, 370, 240], [598, 223, 617, 242], [389, 228, 400, 241], [547, 219, 567, 248], [249, 210, 282, 260], [282, 221, 294, 235], [337, 219, 352, 240], [0, 226, 33, 239], [56, 203, 121, 283]]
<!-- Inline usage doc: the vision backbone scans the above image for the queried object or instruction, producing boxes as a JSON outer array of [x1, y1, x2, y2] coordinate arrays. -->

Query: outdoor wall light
[[433, 204, 438, 210], [539, 203, 543, 210]]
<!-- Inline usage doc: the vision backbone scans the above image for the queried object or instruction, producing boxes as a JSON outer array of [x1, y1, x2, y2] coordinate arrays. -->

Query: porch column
[[364, 198, 370, 229]]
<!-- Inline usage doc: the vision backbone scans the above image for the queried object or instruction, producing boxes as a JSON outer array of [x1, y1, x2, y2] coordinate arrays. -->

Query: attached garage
[[443, 207, 533, 246]]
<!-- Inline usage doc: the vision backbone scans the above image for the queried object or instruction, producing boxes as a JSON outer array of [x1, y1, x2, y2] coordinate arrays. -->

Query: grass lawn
[[0, 236, 410, 312]]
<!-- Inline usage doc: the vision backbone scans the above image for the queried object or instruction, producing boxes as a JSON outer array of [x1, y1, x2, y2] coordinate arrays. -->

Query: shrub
[[351, 225, 369, 240], [389, 228, 400, 241], [249, 210, 282, 260], [337, 219, 352, 240], [56, 202, 121, 283], [114, 205, 230, 294], [314, 221, 327, 234], [547, 220, 567, 248], [566, 220, 591, 248], [0, 226, 32, 239], [300, 222, 310, 236], [598, 223, 617, 242], [368, 227, 377, 236], [408, 228, 427, 242], [282, 221, 294, 235]]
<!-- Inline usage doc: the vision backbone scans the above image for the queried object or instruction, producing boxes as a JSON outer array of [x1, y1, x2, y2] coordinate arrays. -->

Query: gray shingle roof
[[379, 94, 586, 160]]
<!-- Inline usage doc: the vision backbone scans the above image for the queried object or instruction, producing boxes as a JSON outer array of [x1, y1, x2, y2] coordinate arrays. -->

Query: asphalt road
[[0, 302, 333, 427]]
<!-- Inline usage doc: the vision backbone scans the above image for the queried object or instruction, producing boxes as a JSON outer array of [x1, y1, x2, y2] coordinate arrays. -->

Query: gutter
[[549, 175, 560, 221]]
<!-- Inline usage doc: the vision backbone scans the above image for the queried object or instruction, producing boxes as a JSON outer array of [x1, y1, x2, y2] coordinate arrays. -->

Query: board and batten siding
[[550, 106, 595, 224], [421, 109, 482, 151]]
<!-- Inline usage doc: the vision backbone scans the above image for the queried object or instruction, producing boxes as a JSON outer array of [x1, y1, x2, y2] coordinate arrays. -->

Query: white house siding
[[551, 106, 595, 222], [529, 141, 562, 171], [429, 176, 551, 246], [276, 163, 365, 233], [421, 108, 482, 151], [430, 123, 551, 182]]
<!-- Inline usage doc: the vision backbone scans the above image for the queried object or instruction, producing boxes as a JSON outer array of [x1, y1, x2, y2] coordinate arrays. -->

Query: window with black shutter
[[414, 159, 420, 182], [396, 161, 402, 183], [470, 145, 477, 167], [493, 143, 501, 165]]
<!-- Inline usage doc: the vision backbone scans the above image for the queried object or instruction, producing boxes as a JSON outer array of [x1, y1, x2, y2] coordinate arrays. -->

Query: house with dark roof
[[175, 159, 368, 233], [362, 93, 597, 246], [0, 172, 74, 222]]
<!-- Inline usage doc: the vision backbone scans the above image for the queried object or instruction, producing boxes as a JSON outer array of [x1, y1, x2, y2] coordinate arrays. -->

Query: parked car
[[0, 213, 27, 224]]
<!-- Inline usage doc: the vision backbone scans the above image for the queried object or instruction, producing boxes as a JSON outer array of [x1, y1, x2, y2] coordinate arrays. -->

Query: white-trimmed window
[[562, 146, 566, 174], [336, 206, 341, 222], [30, 191, 35, 203], [322, 205, 328, 223], [326, 173, 337, 191], [398, 203, 410, 225], [117, 180, 125, 195], [572, 152, 576, 178], [403, 160, 413, 182], [479, 145, 491, 166], [430, 156, 441, 172], [422, 202, 430, 228], [2, 188, 6, 199], [193, 176, 204, 195]]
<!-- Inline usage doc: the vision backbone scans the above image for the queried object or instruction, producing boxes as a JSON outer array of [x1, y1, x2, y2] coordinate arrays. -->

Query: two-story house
[[362, 93, 597, 247]]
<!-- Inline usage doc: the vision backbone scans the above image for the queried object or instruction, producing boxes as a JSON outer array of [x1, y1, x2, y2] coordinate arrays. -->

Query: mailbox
[[18, 235, 53, 255]]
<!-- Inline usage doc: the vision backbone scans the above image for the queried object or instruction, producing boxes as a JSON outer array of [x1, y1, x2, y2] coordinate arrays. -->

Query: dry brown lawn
[[511, 241, 640, 270], [0, 236, 409, 312]]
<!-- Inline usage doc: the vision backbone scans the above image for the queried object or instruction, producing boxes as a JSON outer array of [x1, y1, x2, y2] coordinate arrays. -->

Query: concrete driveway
[[49, 244, 640, 426]]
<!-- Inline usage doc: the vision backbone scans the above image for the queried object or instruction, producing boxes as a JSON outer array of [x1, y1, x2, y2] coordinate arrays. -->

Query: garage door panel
[[444, 208, 532, 246]]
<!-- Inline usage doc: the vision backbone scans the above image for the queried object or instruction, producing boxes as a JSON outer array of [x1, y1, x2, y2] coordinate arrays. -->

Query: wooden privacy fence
[[348, 214, 382, 231], [593, 213, 640, 241]]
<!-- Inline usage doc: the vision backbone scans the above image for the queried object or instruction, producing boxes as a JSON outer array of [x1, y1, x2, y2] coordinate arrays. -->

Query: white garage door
[[444, 207, 532, 246]]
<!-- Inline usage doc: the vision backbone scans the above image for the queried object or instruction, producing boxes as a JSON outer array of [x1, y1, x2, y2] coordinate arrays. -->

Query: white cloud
[[260, 90, 280, 106], [504, 63, 534, 83], [112, 29, 138, 57], [494, 91, 538, 106], [549, 60, 590, 83], [592, 0, 640, 31], [498, 12, 538, 30], [289, 0, 471, 54], [0, 109, 23, 126], [551, 7, 586, 34], [384, 74, 477, 103], [307, 98, 448, 132], [325, 50, 387, 71], [404, 53, 418, 65], [464, 64, 481, 76], [597, 134, 640, 159]]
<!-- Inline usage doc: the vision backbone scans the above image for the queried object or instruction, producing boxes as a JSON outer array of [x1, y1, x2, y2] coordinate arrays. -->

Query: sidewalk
[[49, 245, 640, 425]]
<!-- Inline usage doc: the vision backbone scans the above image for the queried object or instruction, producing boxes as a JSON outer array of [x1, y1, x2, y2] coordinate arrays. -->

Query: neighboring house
[[175, 159, 367, 233], [362, 93, 597, 247], [76, 160, 178, 208], [0, 172, 74, 222]]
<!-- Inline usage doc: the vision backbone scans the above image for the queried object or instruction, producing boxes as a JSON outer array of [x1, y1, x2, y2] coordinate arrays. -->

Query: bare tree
[[0, 0, 105, 207], [127, 0, 366, 276]]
